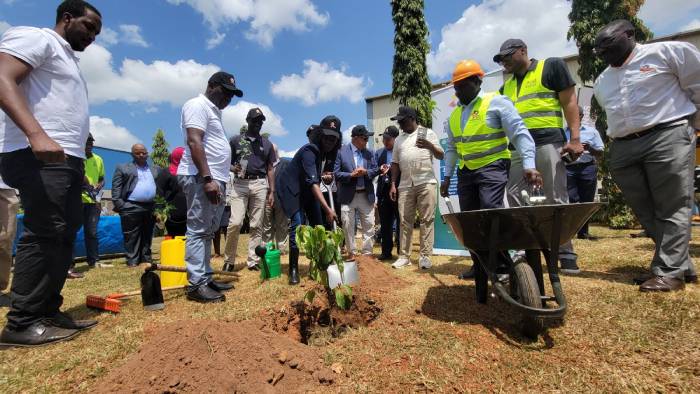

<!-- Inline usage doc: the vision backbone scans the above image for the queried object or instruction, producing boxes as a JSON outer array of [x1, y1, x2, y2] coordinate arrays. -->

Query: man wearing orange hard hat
[[441, 59, 541, 280]]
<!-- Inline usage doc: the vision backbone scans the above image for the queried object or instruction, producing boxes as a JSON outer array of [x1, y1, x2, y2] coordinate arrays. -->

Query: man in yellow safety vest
[[494, 39, 584, 274], [441, 60, 541, 279]]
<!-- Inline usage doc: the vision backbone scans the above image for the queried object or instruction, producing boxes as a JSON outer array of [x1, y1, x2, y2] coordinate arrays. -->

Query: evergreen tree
[[390, 0, 434, 128], [151, 128, 170, 169], [568, 0, 652, 228]]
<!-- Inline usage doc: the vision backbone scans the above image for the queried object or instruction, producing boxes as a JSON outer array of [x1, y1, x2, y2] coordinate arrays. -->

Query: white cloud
[[166, 0, 328, 48], [427, 0, 575, 78], [278, 149, 297, 158], [90, 116, 141, 151], [0, 21, 11, 35], [270, 60, 370, 106], [118, 25, 149, 47], [206, 31, 226, 49], [680, 19, 700, 32], [639, 0, 700, 31], [95, 25, 149, 47], [222, 101, 287, 137], [96, 27, 119, 46], [79, 44, 220, 106]]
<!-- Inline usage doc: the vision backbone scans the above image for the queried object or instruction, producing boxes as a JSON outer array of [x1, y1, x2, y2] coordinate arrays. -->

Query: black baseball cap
[[383, 125, 399, 138], [246, 107, 266, 121], [493, 38, 526, 63], [320, 115, 342, 138], [351, 125, 374, 138], [86, 133, 95, 142], [390, 106, 417, 121], [208, 71, 243, 97]]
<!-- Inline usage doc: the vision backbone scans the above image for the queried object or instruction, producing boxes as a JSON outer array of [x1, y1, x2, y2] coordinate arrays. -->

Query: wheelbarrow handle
[[146, 263, 237, 277]]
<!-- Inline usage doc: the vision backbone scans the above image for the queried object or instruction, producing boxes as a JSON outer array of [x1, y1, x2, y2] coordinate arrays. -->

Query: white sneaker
[[418, 256, 432, 269], [96, 262, 114, 268], [392, 257, 411, 269]]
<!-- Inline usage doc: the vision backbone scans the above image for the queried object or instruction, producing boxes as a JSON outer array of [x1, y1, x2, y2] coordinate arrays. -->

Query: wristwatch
[[203, 175, 213, 183]]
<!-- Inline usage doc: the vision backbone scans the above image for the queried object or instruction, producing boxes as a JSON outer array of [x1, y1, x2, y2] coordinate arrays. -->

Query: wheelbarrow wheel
[[512, 262, 543, 339]]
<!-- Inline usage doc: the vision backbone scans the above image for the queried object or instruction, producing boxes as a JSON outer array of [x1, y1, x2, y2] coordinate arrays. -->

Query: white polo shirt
[[0, 27, 90, 158], [177, 94, 232, 183]]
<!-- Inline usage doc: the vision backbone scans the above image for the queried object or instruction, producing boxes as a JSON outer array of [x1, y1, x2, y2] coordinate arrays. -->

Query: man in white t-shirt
[[177, 71, 241, 303], [0, 0, 102, 348]]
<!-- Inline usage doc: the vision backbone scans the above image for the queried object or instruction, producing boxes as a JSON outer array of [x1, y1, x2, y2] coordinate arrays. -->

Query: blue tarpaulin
[[13, 214, 126, 257]]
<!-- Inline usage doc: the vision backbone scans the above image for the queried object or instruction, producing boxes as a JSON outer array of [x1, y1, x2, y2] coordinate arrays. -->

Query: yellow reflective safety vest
[[502, 59, 563, 130], [449, 92, 511, 171]]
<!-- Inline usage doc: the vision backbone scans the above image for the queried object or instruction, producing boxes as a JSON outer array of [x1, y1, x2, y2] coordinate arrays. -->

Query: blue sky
[[1, 0, 699, 156]]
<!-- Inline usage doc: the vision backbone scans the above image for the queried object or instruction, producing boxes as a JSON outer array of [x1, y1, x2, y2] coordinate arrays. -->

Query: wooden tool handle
[[148, 263, 238, 277], [106, 285, 185, 299]]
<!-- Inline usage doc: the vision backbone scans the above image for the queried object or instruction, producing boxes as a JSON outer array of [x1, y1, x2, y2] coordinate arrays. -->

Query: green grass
[[0, 226, 698, 392]]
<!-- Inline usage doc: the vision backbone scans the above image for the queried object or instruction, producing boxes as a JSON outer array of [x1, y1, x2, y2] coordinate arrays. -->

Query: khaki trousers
[[341, 192, 375, 255], [398, 182, 436, 259], [262, 198, 290, 254], [0, 189, 19, 291], [224, 178, 268, 267]]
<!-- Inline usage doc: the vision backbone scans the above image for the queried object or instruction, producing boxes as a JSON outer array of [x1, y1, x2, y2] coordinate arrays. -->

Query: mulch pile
[[96, 319, 338, 393]]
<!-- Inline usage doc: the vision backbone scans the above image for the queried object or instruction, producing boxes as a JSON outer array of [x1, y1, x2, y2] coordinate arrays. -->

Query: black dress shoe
[[458, 266, 475, 280], [577, 233, 598, 240], [639, 276, 685, 292], [66, 269, 84, 279], [378, 254, 393, 261], [208, 280, 234, 292], [0, 293, 9, 308], [686, 275, 698, 284], [222, 263, 235, 272], [247, 265, 260, 271], [634, 273, 697, 285], [0, 321, 80, 348], [46, 311, 98, 331], [187, 284, 225, 303]]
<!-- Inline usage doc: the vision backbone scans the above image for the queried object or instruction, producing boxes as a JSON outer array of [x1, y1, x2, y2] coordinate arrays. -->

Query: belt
[[613, 117, 689, 141], [238, 174, 266, 180]]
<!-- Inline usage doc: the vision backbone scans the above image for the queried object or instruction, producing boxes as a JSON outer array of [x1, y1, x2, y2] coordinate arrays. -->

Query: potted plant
[[295, 225, 354, 310]]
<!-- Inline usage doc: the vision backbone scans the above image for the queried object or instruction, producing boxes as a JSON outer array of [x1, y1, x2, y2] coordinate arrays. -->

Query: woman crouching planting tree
[[275, 116, 343, 285]]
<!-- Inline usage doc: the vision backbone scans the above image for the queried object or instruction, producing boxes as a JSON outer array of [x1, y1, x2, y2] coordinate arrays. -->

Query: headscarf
[[169, 147, 185, 175]]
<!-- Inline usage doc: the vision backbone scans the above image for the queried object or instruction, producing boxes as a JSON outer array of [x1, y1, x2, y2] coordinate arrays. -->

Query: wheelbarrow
[[442, 202, 601, 338]]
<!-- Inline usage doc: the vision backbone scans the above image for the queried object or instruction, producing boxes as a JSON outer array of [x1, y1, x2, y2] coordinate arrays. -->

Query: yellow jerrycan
[[159, 236, 188, 287]]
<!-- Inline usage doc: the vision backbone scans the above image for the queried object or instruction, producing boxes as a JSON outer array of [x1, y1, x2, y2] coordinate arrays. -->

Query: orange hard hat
[[452, 60, 485, 84]]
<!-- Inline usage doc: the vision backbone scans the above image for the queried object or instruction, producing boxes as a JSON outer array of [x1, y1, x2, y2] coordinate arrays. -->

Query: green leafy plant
[[154, 195, 175, 233], [296, 225, 353, 310]]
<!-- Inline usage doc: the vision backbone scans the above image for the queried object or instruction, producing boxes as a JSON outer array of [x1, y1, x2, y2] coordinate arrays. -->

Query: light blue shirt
[[351, 143, 366, 189], [565, 125, 604, 165], [385, 149, 392, 165], [128, 164, 156, 202], [444, 90, 536, 177]]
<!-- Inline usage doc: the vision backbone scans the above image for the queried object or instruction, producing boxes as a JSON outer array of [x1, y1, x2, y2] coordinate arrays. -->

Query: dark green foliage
[[568, 0, 651, 228], [151, 128, 169, 169], [391, 0, 435, 128]]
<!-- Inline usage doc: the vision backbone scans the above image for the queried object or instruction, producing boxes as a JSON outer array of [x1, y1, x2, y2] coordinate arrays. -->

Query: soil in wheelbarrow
[[96, 319, 339, 393], [261, 255, 405, 345]]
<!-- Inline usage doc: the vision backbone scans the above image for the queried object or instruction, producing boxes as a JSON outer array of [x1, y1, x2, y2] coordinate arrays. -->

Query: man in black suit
[[375, 126, 400, 260], [112, 144, 159, 267]]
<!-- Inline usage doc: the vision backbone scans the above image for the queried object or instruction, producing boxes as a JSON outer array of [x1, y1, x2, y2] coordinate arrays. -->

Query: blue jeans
[[179, 175, 226, 287], [288, 193, 323, 253], [566, 162, 597, 236], [82, 203, 101, 265]]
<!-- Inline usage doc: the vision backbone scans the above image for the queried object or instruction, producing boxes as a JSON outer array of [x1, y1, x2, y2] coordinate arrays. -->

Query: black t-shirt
[[229, 134, 277, 177], [500, 58, 575, 146]]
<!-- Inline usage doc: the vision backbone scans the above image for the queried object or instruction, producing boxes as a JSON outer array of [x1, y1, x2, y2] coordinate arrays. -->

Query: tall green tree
[[390, 0, 434, 128], [151, 128, 170, 169], [567, 0, 652, 228]]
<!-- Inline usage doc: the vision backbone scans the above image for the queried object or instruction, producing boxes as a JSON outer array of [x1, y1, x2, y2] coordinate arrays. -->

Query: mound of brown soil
[[354, 255, 407, 299], [96, 320, 338, 393]]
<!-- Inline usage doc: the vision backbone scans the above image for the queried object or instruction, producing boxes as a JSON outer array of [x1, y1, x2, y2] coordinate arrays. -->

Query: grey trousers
[[179, 175, 226, 287], [609, 123, 697, 279], [508, 142, 577, 262]]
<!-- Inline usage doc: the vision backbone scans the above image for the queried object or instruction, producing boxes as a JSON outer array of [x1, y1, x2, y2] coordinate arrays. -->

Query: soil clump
[[96, 319, 338, 393]]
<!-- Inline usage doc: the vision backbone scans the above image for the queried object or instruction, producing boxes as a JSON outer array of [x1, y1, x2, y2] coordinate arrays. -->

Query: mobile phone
[[417, 128, 427, 140]]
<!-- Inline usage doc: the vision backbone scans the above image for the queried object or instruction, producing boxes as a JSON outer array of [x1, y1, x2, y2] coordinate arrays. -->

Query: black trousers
[[0, 148, 83, 329], [119, 207, 155, 266], [456, 159, 512, 271], [566, 162, 598, 236], [378, 196, 400, 256]]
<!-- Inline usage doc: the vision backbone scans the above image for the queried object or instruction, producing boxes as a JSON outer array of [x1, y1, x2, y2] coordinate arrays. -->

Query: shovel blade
[[141, 271, 165, 311]]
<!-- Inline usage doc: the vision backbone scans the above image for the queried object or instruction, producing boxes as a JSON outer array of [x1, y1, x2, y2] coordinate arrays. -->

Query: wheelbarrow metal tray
[[442, 202, 602, 251]]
